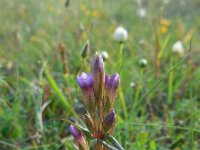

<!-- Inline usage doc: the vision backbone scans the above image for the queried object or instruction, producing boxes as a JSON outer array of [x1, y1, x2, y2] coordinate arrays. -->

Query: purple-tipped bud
[[69, 125, 88, 150], [92, 53, 105, 107], [77, 72, 94, 91], [103, 109, 116, 133], [69, 125, 83, 139], [104, 73, 120, 112], [105, 73, 120, 90]]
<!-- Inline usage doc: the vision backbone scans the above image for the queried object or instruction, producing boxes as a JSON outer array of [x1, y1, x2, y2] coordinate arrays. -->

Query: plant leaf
[[106, 135, 124, 150]]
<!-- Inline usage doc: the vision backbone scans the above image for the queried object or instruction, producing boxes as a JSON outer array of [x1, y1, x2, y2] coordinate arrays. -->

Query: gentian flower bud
[[104, 73, 120, 113], [82, 114, 95, 132], [81, 40, 90, 59], [77, 72, 95, 118], [113, 26, 128, 43], [69, 125, 88, 150], [103, 109, 116, 133], [69, 125, 83, 139], [92, 53, 105, 108]]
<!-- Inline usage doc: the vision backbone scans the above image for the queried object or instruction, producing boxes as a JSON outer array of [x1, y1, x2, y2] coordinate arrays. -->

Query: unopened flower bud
[[103, 109, 116, 133], [82, 114, 94, 132], [104, 73, 120, 113], [69, 125, 88, 150], [113, 26, 128, 43], [81, 40, 90, 59], [139, 58, 148, 68], [69, 125, 83, 139], [92, 53, 105, 108], [65, 0, 70, 7]]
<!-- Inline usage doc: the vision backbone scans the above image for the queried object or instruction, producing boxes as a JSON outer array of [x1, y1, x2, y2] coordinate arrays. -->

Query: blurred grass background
[[0, 0, 200, 149]]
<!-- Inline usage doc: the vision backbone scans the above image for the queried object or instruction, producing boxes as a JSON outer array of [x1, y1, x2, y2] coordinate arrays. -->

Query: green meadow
[[0, 0, 200, 149]]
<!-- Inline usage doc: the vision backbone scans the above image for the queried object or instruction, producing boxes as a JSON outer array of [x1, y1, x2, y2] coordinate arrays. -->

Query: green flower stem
[[134, 68, 144, 107], [167, 54, 174, 104], [118, 42, 127, 118], [119, 42, 124, 77]]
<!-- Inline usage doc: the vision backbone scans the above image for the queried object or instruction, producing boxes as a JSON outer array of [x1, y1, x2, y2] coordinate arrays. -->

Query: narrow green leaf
[[106, 135, 124, 150], [158, 34, 170, 59], [45, 68, 70, 109], [97, 139, 118, 150]]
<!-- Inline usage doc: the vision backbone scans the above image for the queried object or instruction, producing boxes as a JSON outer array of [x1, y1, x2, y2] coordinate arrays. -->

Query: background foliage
[[0, 0, 200, 149]]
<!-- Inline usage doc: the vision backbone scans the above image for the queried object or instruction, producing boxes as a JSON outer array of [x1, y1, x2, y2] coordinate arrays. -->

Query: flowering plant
[[69, 52, 123, 150]]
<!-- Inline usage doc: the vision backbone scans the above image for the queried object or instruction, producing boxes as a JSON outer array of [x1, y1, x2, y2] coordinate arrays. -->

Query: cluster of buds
[[70, 52, 120, 149]]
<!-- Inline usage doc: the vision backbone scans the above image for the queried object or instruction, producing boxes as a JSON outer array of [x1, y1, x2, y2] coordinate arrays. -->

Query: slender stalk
[[134, 68, 144, 107], [97, 143, 103, 150], [117, 42, 127, 117], [119, 42, 124, 76], [155, 29, 163, 101], [97, 108, 102, 132], [188, 42, 194, 149], [119, 86, 127, 118], [167, 54, 174, 104]]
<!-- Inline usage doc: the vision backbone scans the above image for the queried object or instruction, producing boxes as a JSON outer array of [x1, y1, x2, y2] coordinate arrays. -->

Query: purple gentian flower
[[77, 72, 94, 91], [104, 73, 120, 102], [77, 72, 95, 118]]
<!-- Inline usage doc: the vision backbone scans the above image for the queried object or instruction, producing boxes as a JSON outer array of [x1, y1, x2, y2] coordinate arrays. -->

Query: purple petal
[[77, 72, 94, 90], [92, 53, 104, 74], [105, 75, 110, 87], [110, 73, 120, 89], [69, 125, 83, 139], [77, 76, 87, 89], [87, 73, 94, 88], [80, 72, 88, 79], [104, 109, 116, 126]]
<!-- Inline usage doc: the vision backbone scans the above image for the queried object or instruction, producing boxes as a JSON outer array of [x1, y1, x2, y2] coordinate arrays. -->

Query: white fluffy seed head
[[101, 51, 109, 61], [172, 41, 184, 56], [139, 58, 148, 68], [113, 26, 128, 43], [137, 8, 146, 18]]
